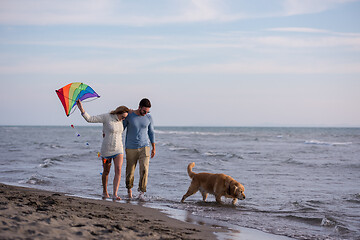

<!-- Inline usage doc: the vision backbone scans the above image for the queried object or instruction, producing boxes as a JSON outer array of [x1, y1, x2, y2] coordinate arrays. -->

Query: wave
[[36, 142, 64, 149], [276, 200, 322, 213], [321, 217, 337, 227], [202, 151, 244, 160], [283, 159, 360, 170], [19, 174, 51, 186], [281, 158, 318, 168], [282, 215, 338, 227], [160, 141, 201, 154], [155, 129, 246, 137], [283, 158, 306, 166], [245, 151, 261, 155], [304, 140, 352, 146], [8, 148, 21, 152], [283, 215, 324, 225], [164, 142, 243, 160], [345, 193, 360, 204], [38, 157, 62, 168], [168, 146, 200, 154]]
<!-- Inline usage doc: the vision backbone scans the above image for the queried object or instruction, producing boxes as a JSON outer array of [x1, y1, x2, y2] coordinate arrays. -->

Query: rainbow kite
[[55, 82, 100, 116]]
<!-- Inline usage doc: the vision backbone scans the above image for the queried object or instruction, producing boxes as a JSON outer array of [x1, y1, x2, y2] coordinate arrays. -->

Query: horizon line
[[1, 124, 359, 128]]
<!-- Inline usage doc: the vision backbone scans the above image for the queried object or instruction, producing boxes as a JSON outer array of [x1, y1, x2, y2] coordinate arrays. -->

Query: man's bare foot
[[138, 191, 145, 201], [127, 189, 132, 199], [102, 193, 110, 200]]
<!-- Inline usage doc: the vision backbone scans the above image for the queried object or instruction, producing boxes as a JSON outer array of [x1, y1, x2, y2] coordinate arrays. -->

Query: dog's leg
[[232, 198, 238, 205], [215, 194, 222, 204], [181, 182, 199, 203], [200, 190, 208, 202]]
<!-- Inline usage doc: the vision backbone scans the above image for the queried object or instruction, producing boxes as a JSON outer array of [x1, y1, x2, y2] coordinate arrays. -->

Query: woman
[[77, 100, 129, 201]]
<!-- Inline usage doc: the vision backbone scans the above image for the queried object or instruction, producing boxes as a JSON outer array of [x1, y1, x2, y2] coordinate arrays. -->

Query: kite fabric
[[55, 82, 100, 116]]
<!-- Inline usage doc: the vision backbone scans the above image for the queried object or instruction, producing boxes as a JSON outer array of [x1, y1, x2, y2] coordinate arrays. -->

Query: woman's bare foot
[[102, 193, 110, 200], [127, 189, 132, 199]]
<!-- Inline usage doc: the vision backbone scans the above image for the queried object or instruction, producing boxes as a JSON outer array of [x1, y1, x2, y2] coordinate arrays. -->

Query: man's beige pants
[[125, 147, 150, 192]]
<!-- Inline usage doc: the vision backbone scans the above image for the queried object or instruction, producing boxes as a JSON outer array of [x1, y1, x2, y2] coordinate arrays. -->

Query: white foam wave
[[155, 129, 243, 137], [19, 174, 51, 185], [39, 158, 53, 168], [203, 151, 227, 157], [168, 147, 200, 154], [304, 140, 352, 146], [169, 147, 189, 151], [203, 151, 243, 159], [38, 157, 62, 168], [321, 217, 336, 227]]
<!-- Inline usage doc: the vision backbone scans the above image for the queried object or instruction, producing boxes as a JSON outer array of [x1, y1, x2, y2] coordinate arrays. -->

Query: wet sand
[[0, 183, 215, 239]]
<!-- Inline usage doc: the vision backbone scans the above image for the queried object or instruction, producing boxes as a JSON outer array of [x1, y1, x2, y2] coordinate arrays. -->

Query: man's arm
[[147, 115, 156, 158]]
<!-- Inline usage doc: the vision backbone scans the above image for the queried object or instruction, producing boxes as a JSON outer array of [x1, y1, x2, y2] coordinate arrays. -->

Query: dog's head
[[227, 180, 245, 200]]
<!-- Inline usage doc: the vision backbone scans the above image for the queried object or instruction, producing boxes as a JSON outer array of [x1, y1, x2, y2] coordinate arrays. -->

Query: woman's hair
[[110, 106, 129, 115]]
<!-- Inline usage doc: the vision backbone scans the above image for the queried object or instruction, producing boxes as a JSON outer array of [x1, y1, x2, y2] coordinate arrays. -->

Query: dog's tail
[[187, 162, 196, 179]]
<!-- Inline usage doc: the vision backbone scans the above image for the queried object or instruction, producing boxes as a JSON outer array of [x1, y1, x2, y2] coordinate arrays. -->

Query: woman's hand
[[76, 100, 85, 114]]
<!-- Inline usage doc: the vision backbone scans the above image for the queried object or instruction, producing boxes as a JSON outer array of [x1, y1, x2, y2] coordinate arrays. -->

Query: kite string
[[81, 98, 99, 103], [69, 105, 78, 116], [68, 97, 99, 116]]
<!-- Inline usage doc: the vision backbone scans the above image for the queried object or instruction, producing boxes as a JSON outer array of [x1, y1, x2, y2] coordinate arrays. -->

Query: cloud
[[0, 0, 113, 25], [3, 25, 360, 50], [282, 0, 358, 16], [267, 27, 360, 38], [1, 25, 360, 76], [1, 53, 359, 75], [153, 60, 360, 75], [0, 0, 358, 26], [0, 54, 185, 74], [0, 0, 225, 26], [268, 27, 331, 34], [263, 28, 360, 49], [254, 35, 360, 49]]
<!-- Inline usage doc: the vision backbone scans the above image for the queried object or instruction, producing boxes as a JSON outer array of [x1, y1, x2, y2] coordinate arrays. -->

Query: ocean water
[[0, 126, 359, 240]]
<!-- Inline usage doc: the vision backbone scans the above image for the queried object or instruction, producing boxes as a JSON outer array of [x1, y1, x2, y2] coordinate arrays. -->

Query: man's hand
[[151, 143, 156, 158]]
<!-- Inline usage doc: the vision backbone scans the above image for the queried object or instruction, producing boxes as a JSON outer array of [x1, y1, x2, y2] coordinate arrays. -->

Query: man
[[123, 98, 156, 199]]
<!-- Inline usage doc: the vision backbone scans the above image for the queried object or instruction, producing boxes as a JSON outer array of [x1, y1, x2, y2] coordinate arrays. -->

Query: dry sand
[[0, 183, 216, 240]]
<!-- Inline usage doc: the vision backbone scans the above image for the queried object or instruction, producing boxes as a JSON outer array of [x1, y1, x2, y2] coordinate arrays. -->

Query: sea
[[0, 126, 359, 240]]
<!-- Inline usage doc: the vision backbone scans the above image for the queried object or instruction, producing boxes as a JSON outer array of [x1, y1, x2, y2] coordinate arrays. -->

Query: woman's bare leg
[[102, 160, 112, 199], [112, 154, 124, 200]]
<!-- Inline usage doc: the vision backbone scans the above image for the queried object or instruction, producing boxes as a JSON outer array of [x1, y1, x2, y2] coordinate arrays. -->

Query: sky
[[0, 0, 359, 127]]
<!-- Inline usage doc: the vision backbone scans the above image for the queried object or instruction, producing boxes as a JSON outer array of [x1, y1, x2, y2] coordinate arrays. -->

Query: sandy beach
[[0, 183, 215, 240]]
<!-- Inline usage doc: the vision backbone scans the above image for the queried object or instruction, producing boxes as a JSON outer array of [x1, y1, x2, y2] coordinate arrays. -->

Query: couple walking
[[77, 98, 155, 201]]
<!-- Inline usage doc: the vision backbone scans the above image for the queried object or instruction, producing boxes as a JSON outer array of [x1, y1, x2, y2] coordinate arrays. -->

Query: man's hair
[[139, 98, 151, 108]]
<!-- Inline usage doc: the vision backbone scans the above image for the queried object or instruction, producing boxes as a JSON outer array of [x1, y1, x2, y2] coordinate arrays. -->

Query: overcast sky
[[0, 0, 359, 127]]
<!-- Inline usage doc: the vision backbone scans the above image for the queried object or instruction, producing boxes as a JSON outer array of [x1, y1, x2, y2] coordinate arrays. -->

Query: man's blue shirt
[[123, 112, 155, 149]]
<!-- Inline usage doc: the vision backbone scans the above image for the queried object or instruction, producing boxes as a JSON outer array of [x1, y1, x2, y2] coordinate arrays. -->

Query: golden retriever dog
[[181, 162, 245, 205]]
